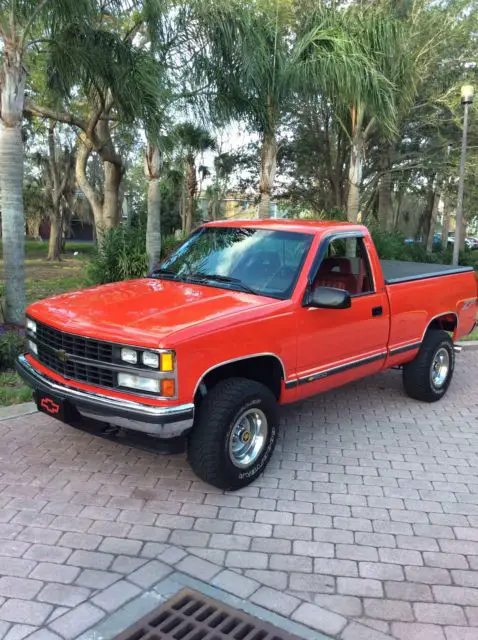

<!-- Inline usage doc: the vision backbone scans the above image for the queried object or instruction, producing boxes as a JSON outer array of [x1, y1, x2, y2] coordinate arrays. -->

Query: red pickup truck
[[16, 220, 477, 489]]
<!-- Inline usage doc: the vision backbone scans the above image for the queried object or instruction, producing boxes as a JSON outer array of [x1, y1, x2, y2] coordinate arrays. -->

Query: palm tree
[[45, 123, 75, 261], [372, 0, 469, 233], [338, 7, 410, 223], [0, 0, 94, 324], [144, 143, 163, 271], [27, 17, 163, 244], [174, 123, 216, 234], [194, 1, 396, 220]]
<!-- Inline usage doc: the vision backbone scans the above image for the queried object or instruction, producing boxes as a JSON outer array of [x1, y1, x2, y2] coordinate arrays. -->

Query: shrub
[[160, 235, 183, 259], [0, 329, 25, 372], [369, 229, 407, 260], [370, 229, 477, 268], [86, 224, 149, 285]]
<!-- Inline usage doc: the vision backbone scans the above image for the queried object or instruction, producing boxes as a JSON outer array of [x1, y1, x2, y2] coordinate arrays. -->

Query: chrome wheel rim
[[229, 408, 268, 469], [430, 347, 450, 389]]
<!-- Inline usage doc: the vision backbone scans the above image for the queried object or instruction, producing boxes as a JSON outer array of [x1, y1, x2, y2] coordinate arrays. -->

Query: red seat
[[315, 258, 360, 294]]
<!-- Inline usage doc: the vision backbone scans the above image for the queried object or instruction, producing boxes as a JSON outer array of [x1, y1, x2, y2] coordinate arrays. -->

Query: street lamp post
[[453, 84, 474, 266]]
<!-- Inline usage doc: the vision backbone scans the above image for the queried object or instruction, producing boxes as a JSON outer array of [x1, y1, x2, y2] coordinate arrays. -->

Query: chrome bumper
[[15, 355, 194, 438]]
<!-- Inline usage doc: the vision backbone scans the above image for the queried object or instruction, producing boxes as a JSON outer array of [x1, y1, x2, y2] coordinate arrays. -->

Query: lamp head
[[461, 85, 474, 105]]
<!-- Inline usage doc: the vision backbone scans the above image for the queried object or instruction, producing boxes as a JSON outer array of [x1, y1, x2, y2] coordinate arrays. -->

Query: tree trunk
[[207, 199, 214, 221], [441, 207, 450, 247], [426, 177, 442, 254], [46, 124, 64, 261], [76, 134, 104, 242], [0, 55, 26, 325], [76, 117, 123, 244], [346, 136, 364, 223], [460, 216, 466, 252], [180, 182, 186, 234], [185, 157, 196, 235], [27, 217, 41, 239], [103, 161, 122, 230], [47, 212, 62, 261], [378, 147, 393, 231], [258, 132, 278, 219], [146, 179, 161, 271], [144, 144, 163, 272], [123, 196, 132, 227], [419, 175, 436, 243]]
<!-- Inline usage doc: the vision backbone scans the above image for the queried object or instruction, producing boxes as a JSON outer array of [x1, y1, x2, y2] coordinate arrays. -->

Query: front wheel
[[187, 378, 279, 490], [403, 329, 454, 402]]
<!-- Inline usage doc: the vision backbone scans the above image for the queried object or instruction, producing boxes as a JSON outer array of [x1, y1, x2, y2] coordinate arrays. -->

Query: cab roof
[[202, 218, 365, 236]]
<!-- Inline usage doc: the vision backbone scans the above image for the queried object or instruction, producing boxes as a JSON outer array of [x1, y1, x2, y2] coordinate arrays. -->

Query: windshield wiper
[[188, 273, 257, 295], [150, 268, 181, 280]]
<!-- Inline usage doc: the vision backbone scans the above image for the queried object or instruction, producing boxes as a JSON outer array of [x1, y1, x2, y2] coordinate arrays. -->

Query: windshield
[[154, 226, 313, 299]]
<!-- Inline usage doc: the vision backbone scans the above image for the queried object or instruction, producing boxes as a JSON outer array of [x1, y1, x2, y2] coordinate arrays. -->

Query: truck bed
[[380, 260, 473, 285]]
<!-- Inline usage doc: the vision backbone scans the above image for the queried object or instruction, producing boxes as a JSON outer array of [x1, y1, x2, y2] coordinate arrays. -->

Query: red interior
[[314, 257, 368, 295]]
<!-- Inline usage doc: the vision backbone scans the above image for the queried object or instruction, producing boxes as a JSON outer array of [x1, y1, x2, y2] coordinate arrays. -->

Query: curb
[[0, 401, 36, 421], [457, 340, 478, 351]]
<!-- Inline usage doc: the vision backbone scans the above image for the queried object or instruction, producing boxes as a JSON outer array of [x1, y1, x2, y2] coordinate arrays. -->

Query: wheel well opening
[[428, 314, 458, 334], [195, 356, 284, 406]]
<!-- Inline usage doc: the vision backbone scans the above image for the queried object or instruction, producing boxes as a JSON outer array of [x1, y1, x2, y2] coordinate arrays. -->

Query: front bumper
[[15, 354, 194, 439]]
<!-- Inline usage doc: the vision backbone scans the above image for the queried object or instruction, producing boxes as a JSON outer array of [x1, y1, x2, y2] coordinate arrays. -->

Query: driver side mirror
[[308, 286, 351, 310]]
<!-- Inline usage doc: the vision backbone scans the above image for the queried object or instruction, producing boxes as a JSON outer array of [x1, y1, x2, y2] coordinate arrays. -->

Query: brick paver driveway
[[0, 349, 477, 640]]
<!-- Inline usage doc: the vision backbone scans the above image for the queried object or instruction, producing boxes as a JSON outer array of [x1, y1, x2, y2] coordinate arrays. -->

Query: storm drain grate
[[112, 589, 303, 640]]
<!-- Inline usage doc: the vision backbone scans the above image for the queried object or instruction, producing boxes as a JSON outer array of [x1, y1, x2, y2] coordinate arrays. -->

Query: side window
[[313, 236, 374, 296]]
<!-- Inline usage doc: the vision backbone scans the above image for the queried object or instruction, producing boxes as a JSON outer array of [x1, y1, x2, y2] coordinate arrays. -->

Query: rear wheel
[[187, 377, 279, 490], [403, 330, 454, 402]]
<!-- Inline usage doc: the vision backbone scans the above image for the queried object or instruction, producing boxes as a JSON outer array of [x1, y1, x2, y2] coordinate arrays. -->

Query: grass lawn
[[462, 325, 478, 341], [0, 370, 33, 405], [1, 241, 92, 406]]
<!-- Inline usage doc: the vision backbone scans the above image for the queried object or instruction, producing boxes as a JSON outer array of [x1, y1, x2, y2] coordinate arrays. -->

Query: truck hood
[[27, 278, 280, 348]]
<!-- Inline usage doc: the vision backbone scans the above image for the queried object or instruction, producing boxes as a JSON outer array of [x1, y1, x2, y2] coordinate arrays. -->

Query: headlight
[[121, 348, 138, 365], [28, 340, 38, 355], [27, 319, 37, 334], [117, 373, 160, 393], [142, 351, 159, 368]]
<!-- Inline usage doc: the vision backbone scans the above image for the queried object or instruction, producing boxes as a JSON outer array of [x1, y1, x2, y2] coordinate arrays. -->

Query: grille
[[112, 589, 301, 640], [37, 344, 115, 388], [34, 322, 115, 389], [36, 322, 113, 362]]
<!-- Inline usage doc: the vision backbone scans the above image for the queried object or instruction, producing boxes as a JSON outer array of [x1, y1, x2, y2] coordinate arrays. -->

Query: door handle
[[372, 306, 383, 317]]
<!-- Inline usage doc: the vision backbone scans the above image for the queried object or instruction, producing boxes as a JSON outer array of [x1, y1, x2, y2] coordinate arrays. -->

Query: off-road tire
[[187, 377, 279, 490], [403, 330, 454, 402]]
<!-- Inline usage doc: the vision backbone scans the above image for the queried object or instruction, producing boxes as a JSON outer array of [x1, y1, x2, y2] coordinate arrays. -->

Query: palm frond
[[173, 122, 216, 153], [46, 23, 166, 126]]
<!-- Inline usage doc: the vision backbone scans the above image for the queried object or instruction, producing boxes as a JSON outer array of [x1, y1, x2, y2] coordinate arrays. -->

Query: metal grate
[[112, 589, 302, 640], [36, 322, 113, 362]]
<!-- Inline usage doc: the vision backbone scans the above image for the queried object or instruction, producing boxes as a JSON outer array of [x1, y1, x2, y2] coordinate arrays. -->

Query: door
[[294, 233, 390, 399]]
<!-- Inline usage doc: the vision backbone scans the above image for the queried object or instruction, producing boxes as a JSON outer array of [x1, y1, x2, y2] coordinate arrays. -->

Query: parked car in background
[[405, 233, 442, 247], [448, 234, 478, 249]]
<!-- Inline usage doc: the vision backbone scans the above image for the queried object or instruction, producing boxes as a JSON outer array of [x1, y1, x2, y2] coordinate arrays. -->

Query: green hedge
[[86, 225, 182, 286], [0, 331, 25, 372], [370, 229, 477, 268]]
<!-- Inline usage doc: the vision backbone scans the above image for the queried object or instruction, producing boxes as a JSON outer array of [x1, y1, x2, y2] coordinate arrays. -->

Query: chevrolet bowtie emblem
[[56, 349, 68, 363]]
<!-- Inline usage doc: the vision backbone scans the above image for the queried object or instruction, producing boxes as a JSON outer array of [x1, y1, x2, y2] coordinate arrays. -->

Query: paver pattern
[[0, 350, 477, 640]]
